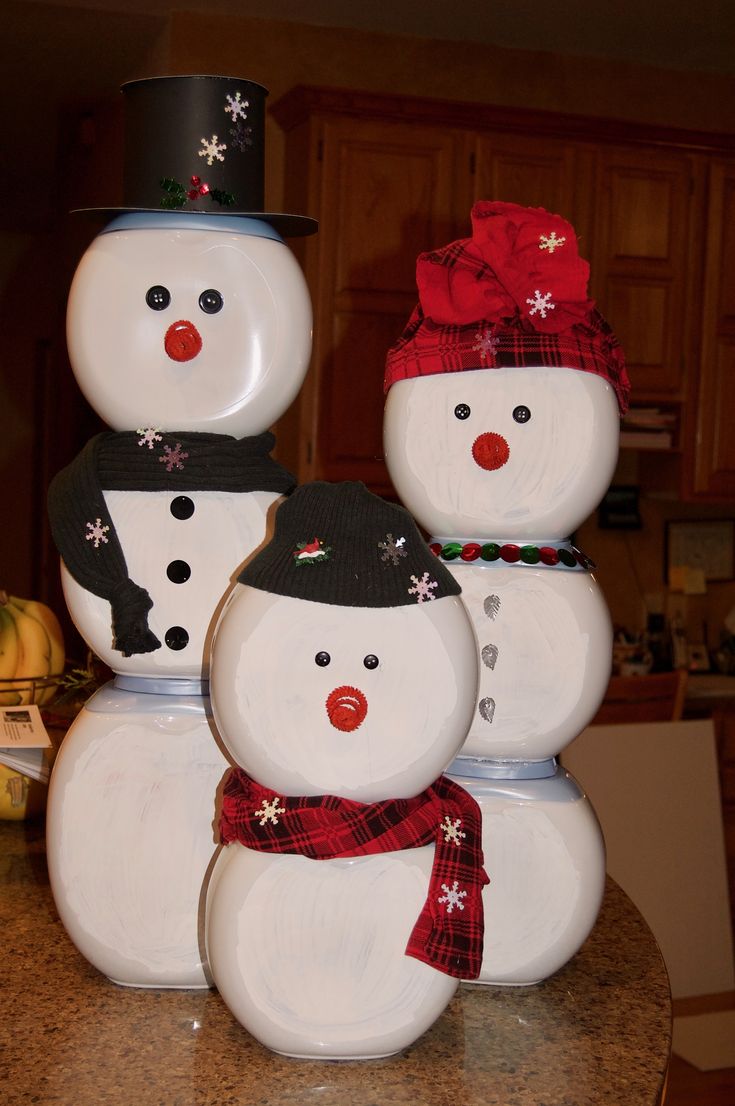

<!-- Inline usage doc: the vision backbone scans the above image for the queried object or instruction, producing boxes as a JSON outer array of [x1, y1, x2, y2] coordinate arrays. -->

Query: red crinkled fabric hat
[[384, 201, 630, 414]]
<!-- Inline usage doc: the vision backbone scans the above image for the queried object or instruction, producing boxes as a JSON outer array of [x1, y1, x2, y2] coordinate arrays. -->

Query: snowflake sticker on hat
[[384, 200, 630, 413]]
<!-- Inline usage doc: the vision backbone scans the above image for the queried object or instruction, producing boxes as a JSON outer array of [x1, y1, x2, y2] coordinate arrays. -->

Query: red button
[[539, 546, 559, 565], [500, 544, 520, 563]]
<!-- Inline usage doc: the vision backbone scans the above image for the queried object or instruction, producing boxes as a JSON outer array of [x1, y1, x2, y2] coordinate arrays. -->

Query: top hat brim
[[71, 207, 318, 237]]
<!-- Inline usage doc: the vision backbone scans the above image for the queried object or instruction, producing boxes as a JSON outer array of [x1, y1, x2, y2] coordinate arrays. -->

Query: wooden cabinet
[[591, 147, 699, 401], [297, 116, 462, 493], [686, 159, 735, 499], [272, 87, 735, 499]]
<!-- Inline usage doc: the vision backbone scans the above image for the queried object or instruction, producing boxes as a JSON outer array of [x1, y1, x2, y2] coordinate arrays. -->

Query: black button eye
[[363, 654, 379, 670], [454, 403, 471, 420], [146, 285, 171, 310], [315, 651, 331, 667], [199, 288, 223, 314], [513, 405, 531, 423]]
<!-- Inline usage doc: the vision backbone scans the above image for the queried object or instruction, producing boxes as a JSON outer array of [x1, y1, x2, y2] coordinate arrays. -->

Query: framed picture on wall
[[665, 519, 735, 583]]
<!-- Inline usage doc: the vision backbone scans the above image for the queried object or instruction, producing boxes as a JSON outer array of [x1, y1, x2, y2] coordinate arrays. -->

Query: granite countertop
[[1, 819, 671, 1106]]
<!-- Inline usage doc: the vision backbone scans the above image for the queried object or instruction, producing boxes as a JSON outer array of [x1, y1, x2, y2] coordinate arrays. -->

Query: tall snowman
[[46, 75, 315, 988], [384, 201, 630, 985], [205, 481, 488, 1058]]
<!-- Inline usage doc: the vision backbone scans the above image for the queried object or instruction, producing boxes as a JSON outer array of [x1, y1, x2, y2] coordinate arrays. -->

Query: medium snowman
[[45, 75, 315, 988], [206, 481, 487, 1058], [384, 201, 630, 985]]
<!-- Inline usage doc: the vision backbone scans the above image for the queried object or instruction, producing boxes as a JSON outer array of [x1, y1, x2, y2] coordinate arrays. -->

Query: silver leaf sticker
[[484, 594, 501, 620], [481, 643, 499, 670], [478, 697, 496, 723]]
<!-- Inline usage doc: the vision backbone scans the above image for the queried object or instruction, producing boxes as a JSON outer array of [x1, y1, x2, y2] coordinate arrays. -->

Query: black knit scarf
[[47, 430, 295, 657]]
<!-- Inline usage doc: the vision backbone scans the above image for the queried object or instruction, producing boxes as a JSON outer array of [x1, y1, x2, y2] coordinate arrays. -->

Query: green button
[[442, 542, 463, 560], [481, 543, 501, 561], [558, 548, 576, 567], [520, 545, 540, 564]]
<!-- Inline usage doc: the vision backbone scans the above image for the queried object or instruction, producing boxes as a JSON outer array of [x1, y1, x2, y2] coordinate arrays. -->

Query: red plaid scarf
[[220, 769, 489, 979]]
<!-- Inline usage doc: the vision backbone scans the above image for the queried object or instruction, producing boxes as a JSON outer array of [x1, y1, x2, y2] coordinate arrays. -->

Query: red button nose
[[164, 320, 203, 362], [472, 432, 510, 471], [326, 685, 368, 732]]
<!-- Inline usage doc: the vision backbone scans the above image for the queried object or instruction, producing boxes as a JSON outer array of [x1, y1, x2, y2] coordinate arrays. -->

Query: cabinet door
[[468, 131, 589, 238], [592, 148, 696, 399], [689, 159, 735, 498], [309, 117, 460, 492]]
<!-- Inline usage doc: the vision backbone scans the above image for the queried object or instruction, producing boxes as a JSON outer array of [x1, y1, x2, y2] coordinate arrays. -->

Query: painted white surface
[[211, 588, 478, 800], [66, 227, 313, 436], [62, 489, 278, 677], [206, 845, 458, 1058], [445, 564, 612, 759], [383, 367, 619, 540], [207, 586, 477, 1055], [46, 695, 229, 987], [450, 768, 605, 984], [563, 720, 735, 998]]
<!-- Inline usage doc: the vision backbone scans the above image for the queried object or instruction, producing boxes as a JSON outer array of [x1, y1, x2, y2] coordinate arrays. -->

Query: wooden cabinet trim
[[272, 85, 735, 157]]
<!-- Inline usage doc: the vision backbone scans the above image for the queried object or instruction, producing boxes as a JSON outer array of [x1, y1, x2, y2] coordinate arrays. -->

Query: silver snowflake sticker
[[539, 231, 566, 254], [136, 427, 163, 450], [85, 518, 110, 549], [526, 289, 556, 319], [224, 91, 249, 122], [407, 572, 438, 603], [438, 880, 467, 913], [378, 533, 407, 565], [472, 327, 500, 364], [198, 134, 227, 166], [254, 797, 286, 826], [440, 815, 466, 847]]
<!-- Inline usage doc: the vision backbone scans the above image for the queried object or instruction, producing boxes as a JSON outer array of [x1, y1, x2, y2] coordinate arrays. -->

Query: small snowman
[[45, 76, 315, 988], [206, 482, 487, 1059], [384, 201, 630, 984]]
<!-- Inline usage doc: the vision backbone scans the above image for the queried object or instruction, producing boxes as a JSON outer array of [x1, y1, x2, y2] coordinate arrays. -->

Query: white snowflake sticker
[[472, 328, 500, 364], [254, 797, 286, 826], [224, 91, 249, 121], [198, 134, 227, 166], [438, 880, 467, 913], [407, 572, 438, 603], [539, 231, 566, 254], [526, 289, 556, 319], [136, 427, 163, 450], [85, 518, 110, 549], [440, 815, 466, 847]]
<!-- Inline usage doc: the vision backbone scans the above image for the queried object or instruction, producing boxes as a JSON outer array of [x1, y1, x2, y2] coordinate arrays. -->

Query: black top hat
[[77, 74, 317, 237]]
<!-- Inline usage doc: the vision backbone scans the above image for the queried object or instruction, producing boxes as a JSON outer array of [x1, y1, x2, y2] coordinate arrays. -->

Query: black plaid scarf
[[47, 430, 295, 657], [220, 768, 489, 979]]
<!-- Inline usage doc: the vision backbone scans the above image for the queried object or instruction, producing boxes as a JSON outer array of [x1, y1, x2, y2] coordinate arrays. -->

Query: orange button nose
[[164, 320, 203, 362], [472, 432, 510, 471]]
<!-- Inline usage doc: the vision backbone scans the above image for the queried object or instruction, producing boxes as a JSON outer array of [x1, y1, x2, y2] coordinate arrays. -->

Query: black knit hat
[[76, 74, 317, 237], [238, 481, 461, 607]]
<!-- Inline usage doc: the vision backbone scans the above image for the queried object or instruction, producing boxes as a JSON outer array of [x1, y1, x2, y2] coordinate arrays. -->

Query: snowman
[[45, 75, 315, 988], [205, 481, 487, 1058], [383, 201, 630, 984]]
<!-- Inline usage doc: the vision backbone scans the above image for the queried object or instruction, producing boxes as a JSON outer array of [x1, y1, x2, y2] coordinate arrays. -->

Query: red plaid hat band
[[384, 308, 631, 414]]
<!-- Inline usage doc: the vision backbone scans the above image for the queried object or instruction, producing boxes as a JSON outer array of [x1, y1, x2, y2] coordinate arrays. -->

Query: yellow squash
[[0, 590, 65, 705]]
